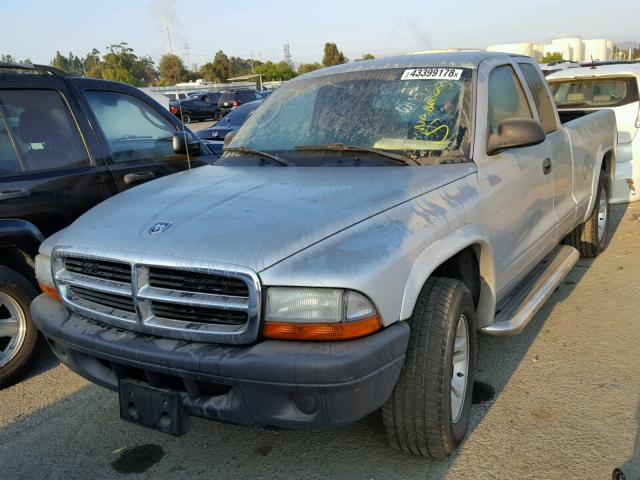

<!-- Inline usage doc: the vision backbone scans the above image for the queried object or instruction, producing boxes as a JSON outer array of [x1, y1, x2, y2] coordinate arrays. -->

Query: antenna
[[590, 55, 596, 69], [166, 27, 191, 170]]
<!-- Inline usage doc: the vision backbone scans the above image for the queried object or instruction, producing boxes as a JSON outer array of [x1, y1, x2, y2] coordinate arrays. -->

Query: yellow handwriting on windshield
[[414, 81, 452, 144]]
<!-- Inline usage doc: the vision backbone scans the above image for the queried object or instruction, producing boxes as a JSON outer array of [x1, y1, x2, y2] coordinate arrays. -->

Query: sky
[[2, 0, 639, 67]]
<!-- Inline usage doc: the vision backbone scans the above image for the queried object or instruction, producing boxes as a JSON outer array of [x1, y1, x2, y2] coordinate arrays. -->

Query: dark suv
[[169, 92, 224, 124], [0, 63, 215, 387], [218, 90, 265, 114]]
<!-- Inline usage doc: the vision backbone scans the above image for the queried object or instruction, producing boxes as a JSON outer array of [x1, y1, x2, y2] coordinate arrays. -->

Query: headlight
[[35, 254, 59, 300], [263, 287, 381, 341]]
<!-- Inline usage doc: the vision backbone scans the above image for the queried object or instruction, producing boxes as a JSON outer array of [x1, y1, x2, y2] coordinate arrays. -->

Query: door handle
[[542, 158, 552, 175], [0, 188, 31, 201], [123, 171, 156, 185]]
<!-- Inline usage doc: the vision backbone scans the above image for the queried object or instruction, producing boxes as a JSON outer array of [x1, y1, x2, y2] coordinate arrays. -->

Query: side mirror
[[487, 118, 546, 156], [223, 130, 238, 149], [173, 131, 201, 156]]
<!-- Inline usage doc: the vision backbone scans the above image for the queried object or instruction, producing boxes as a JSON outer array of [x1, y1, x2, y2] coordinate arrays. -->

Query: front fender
[[400, 224, 497, 328], [0, 219, 45, 257]]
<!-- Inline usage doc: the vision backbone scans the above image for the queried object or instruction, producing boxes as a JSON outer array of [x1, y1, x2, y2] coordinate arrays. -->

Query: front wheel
[[181, 113, 191, 124], [213, 110, 223, 121], [563, 171, 610, 258], [0, 267, 39, 388], [382, 277, 476, 458]]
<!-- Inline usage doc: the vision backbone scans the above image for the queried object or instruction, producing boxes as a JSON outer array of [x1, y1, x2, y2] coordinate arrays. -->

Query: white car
[[548, 63, 640, 203]]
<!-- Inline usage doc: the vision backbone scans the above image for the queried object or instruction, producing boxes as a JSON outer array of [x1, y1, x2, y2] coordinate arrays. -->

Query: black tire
[[0, 267, 39, 389], [181, 113, 191, 124], [563, 171, 610, 258], [213, 110, 223, 121], [382, 277, 477, 458]]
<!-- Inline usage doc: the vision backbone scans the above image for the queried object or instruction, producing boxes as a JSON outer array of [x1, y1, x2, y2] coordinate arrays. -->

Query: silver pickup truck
[[31, 52, 616, 458]]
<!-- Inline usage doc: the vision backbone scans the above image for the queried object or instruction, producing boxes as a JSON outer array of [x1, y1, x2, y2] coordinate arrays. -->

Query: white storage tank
[[549, 36, 583, 62], [486, 42, 535, 57], [583, 39, 611, 62]]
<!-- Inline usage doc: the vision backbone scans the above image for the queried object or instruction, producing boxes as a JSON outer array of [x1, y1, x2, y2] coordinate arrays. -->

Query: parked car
[[548, 63, 640, 203], [196, 100, 263, 153], [164, 92, 189, 101], [169, 95, 224, 124], [218, 89, 265, 114], [0, 62, 216, 388], [32, 52, 615, 457]]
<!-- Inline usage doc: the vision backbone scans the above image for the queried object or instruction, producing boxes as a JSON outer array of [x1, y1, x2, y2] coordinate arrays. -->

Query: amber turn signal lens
[[39, 282, 61, 301], [262, 315, 381, 341]]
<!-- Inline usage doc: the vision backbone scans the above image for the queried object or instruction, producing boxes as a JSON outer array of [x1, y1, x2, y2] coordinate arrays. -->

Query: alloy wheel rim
[[0, 292, 27, 368], [451, 313, 469, 423], [597, 189, 608, 243]]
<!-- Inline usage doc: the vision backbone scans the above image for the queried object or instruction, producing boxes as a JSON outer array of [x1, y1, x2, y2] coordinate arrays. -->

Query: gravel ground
[[0, 204, 638, 480]]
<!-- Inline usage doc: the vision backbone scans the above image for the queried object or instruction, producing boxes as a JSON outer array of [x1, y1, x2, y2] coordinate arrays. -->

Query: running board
[[481, 245, 580, 336]]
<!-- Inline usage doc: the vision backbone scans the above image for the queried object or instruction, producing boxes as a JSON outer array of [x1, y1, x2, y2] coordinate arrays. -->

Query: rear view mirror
[[487, 118, 546, 156], [223, 130, 238, 149], [173, 132, 201, 156]]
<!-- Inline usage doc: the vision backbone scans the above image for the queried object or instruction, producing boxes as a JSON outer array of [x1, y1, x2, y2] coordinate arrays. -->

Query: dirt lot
[[0, 204, 638, 480]]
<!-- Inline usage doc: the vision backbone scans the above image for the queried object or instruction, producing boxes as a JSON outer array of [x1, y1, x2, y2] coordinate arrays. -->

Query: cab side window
[[0, 89, 90, 174], [85, 90, 178, 163], [487, 66, 533, 135], [518, 63, 558, 133]]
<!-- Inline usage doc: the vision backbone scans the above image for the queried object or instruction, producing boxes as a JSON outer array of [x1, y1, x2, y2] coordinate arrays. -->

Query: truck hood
[[54, 164, 476, 272]]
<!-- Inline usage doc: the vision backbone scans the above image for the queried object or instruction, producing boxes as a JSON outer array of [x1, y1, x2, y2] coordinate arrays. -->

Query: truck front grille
[[53, 253, 261, 344]]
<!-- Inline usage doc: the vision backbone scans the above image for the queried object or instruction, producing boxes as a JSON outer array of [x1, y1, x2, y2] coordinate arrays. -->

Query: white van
[[548, 63, 640, 203]]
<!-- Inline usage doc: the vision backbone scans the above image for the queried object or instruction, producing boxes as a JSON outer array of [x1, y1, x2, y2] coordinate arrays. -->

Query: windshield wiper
[[224, 146, 293, 166], [294, 143, 420, 166]]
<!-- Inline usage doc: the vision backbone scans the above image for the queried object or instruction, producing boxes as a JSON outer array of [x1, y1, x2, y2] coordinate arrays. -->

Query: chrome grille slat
[[138, 286, 249, 310], [52, 251, 261, 344]]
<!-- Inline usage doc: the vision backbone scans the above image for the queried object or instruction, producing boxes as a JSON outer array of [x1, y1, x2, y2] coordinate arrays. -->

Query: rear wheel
[[213, 110, 223, 121], [181, 113, 191, 124], [382, 277, 476, 458], [0, 267, 39, 388], [563, 171, 610, 258]]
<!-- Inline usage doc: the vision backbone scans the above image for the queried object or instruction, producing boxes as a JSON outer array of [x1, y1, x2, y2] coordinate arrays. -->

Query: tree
[[159, 53, 187, 86], [361, 53, 375, 60], [540, 52, 564, 64], [212, 50, 233, 82], [51, 51, 84, 76], [255, 61, 297, 81], [298, 62, 323, 74], [322, 42, 347, 67]]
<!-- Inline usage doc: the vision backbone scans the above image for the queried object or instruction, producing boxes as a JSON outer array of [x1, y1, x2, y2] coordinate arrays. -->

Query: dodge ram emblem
[[148, 222, 172, 235]]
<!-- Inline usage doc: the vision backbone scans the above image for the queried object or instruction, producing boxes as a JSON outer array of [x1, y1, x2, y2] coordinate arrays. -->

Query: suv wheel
[[181, 113, 191, 124], [563, 171, 610, 258], [0, 267, 39, 388], [213, 110, 223, 121], [382, 277, 477, 458]]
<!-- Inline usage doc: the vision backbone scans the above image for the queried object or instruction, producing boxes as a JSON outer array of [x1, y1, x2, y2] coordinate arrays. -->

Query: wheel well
[[431, 247, 480, 308], [0, 248, 37, 288], [601, 150, 614, 191]]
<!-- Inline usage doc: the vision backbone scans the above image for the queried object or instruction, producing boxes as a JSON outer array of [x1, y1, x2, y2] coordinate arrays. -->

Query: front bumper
[[31, 295, 409, 429], [612, 141, 640, 204]]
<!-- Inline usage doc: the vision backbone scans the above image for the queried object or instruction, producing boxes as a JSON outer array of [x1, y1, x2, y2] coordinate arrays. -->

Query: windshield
[[549, 77, 640, 108], [226, 67, 473, 166]]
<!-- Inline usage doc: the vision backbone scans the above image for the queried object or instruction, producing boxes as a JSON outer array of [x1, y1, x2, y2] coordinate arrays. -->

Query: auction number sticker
[[401, 68, 463, 80]]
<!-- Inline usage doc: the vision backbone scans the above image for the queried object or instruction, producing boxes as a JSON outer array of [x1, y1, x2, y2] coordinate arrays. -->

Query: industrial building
[[486, 36, 616, 62]]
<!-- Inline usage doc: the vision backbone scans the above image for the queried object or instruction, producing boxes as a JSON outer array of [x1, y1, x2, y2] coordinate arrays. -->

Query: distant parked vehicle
[[218, 90, 265, 114], [170, 95, 224, 124], [164, 92, 189, 101], [548, 63, 640, 203], [196, 100, 263, 153]]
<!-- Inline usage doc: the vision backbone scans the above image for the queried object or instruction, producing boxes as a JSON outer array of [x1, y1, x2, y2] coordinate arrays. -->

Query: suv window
[[85, 90, 177, 163], [487, 65, 533, 135], [518, 63, 558, 133], [0, 116, 20, 177], [0, 89, 90, 174], [549, 77, 640, 108]]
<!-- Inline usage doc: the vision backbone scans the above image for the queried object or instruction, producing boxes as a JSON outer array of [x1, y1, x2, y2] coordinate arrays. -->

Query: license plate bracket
[[118, 379, 191, 436]]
